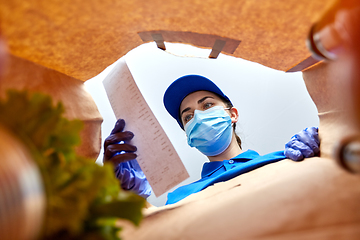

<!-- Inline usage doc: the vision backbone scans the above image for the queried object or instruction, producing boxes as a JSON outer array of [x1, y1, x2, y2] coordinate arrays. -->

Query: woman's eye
[[183, 114, 193, 123], [203, 102, 214, 110]]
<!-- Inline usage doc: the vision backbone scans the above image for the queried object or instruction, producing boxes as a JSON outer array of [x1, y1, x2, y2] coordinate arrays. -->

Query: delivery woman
[[103, 75, 319, 204]]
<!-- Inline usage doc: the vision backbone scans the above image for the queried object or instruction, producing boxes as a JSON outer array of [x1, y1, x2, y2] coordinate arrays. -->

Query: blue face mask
[[184, 106, 233, 156]]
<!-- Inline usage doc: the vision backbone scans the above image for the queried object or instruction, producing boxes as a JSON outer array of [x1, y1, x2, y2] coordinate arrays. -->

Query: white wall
[[85, 42, 319, 206]]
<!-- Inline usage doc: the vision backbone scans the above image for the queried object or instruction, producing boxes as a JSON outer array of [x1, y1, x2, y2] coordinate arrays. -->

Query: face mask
[[184, 106, 233, 156]]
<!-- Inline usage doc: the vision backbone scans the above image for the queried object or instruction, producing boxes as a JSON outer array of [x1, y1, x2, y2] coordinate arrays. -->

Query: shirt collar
[[231, 149, 259, 160], [201, 149, 260, 178]]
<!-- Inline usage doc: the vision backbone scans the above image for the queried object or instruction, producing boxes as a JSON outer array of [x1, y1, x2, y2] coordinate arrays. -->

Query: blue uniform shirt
[[166, 149, 286, 205]]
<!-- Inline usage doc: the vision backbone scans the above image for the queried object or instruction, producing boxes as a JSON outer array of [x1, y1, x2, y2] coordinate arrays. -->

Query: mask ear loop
[[224, 107, 234, 120], [225, 106, 237, 129]]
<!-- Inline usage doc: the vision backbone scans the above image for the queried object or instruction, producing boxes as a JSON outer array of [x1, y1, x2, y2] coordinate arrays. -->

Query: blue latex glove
[[115, 159, 152, 198], [104, 119, 137, 164], [285, 127, 320, 161], [104, 119, 152, 198]]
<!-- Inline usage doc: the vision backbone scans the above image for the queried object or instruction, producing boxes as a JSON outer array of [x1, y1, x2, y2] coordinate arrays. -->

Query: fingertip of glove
[[285, 149, 303, 161], [111, 119, 126, 134], [116, 119, 125, 127]]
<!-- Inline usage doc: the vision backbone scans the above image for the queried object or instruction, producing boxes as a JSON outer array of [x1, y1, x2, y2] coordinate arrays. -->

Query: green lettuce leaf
[[0, 90, 145, 240]]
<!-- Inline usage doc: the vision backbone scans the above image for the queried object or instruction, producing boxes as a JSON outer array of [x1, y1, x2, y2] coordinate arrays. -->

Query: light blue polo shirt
[[166, 149, 286, 205]]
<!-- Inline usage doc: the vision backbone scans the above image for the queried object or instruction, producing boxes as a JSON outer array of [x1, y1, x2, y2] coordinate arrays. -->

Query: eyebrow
[[180, 96, 215, 117]]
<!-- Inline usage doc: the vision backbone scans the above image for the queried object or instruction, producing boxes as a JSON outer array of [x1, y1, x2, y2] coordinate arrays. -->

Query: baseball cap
[[163, 74, 231, 129]]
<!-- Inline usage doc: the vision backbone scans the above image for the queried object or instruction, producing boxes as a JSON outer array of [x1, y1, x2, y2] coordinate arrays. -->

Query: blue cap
[[163, 75, 231, 129]]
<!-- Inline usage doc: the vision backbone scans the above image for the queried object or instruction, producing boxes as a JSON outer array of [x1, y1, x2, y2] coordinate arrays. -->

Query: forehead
[[180, 90, 223, 111]]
